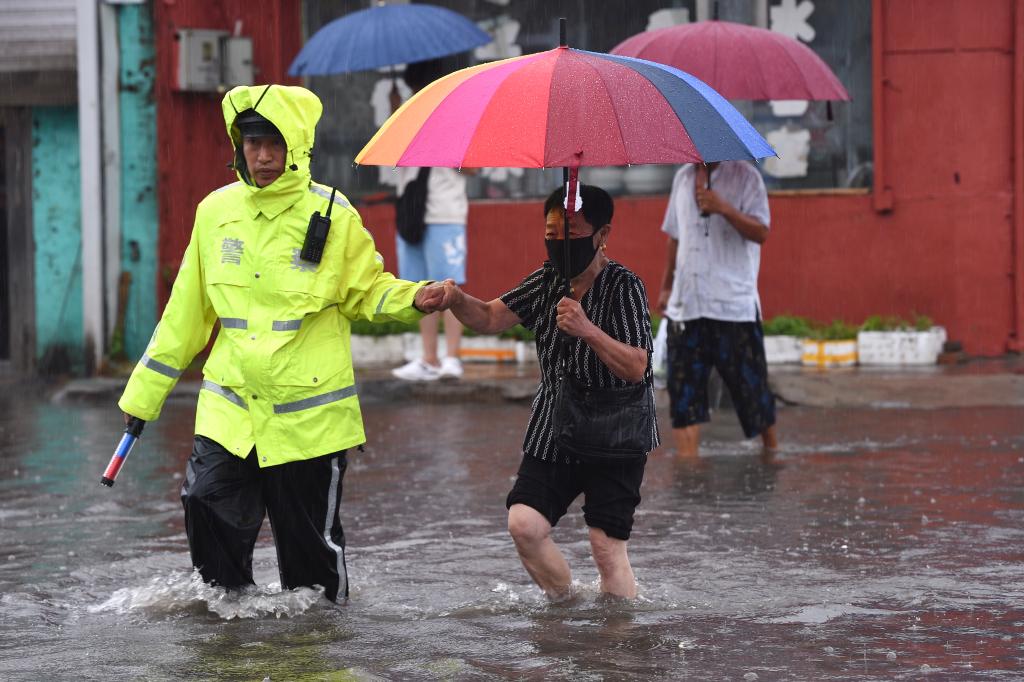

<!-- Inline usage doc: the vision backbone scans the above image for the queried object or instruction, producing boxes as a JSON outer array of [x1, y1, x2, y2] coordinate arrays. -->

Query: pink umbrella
[[611, 20, 849, 103], [612, 17, 847, 213]]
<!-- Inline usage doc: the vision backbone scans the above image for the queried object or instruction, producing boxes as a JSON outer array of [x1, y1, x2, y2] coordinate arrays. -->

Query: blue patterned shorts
[[666, 317, 776, 438]]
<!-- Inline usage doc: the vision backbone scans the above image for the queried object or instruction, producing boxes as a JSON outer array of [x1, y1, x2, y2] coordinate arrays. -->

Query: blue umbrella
[[289, 3, 492, 76]]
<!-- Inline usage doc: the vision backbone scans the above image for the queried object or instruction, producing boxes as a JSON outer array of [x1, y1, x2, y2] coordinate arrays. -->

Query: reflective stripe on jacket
[[119, 84, 425, 466]]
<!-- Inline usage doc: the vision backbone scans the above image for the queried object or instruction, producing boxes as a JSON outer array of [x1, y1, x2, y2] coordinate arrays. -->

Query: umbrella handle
[[558, 164, 580, 359], [388, 66, 403, 115], [562, 166, 580, 298], [700, 168, 712, 218]]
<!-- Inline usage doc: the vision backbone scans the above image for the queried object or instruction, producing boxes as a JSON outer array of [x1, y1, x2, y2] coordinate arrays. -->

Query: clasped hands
[[414, 282, 595, 339], [413, 280, 457, 313], [414, 279, 472, 315]]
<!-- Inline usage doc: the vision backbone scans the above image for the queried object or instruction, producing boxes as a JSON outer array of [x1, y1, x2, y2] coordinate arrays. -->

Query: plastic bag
[[652, 319, 669, 389]]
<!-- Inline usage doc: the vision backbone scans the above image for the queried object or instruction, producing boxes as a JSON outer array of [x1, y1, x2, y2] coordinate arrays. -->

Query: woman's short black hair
[[543, 184, 614, 233]]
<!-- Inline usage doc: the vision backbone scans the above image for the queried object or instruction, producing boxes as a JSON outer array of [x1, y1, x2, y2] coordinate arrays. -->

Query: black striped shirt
[[501, 260, 659, 462]]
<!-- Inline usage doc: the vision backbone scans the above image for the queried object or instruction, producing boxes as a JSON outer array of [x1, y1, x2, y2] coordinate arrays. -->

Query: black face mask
[[545, 235, 597, 280]]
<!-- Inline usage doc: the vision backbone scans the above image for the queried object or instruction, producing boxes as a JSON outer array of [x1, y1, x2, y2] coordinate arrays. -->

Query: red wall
[[153, 0, 301, 299], [763, 0, 1019, 355], [154, 0, 1022, 356], [361, 179, 1012, 355]]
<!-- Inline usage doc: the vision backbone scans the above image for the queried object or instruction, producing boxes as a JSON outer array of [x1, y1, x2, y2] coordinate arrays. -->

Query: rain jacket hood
[[223, 84, 323, 214]]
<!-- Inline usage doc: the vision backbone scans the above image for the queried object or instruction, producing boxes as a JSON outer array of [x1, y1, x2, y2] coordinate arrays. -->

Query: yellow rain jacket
[[119, 84, 425, 466]]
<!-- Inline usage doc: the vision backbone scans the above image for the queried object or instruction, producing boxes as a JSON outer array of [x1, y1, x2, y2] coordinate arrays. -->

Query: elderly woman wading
[[445, 184, 658, 599]]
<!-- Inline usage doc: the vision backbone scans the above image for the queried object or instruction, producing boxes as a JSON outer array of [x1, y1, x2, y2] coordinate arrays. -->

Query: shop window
[[306, 0, 872, 199]]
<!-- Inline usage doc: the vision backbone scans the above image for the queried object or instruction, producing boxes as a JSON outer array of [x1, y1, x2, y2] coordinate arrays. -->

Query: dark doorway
[[1, 121, 9, 360], [0, 107, 34, 373]]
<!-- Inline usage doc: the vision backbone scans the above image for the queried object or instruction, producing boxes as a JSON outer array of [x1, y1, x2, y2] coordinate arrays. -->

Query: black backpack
[[395, 167, 431, 244]]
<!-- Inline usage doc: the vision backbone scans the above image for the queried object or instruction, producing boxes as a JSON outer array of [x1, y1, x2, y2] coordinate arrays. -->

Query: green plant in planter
[[349, 319, 419, 336], [859, 314, 934, 332], [809, 319, 858, 341], [912, 314, 934, 332], [349, 317, 538, 342], [763, 314, 813, 337], [860, 315, 902, 332]]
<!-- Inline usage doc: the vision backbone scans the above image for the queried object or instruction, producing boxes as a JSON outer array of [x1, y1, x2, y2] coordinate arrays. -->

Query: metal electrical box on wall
[[174, 29, 254, 92], [221, 36, 254, 88]]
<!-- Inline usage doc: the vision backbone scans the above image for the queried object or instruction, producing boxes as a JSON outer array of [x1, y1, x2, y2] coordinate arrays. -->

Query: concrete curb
[[50, 374, 540, 406], [769, 369, 1024, 409]]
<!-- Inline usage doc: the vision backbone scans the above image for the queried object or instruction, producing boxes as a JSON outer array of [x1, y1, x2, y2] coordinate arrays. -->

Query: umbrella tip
[[559, 17, 567, 47], [713, 1, 720, 20]]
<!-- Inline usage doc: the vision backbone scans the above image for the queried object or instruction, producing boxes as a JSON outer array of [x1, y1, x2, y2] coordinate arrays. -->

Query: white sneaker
[[391, 359, 441, 381], [438, 356, 464, 380]]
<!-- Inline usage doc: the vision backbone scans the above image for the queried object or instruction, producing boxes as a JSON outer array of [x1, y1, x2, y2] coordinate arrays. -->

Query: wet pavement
[[1, 369, 1023, 680]]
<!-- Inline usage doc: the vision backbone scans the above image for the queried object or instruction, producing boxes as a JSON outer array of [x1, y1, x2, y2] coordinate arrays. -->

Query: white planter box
[[802, 339, 858, 368], [403, 333, 528, 364], [515, 340, 538, 364], [857, 327, 946, 365], [458, 335, 519, 363], [351, 333, 536, 367], [401, 332, 422, 362], [350, 334, 406, 367], [764, 335, 804, 364]]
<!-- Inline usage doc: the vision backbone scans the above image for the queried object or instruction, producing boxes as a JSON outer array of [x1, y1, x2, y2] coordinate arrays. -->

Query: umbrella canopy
[[356, 46, 775, 169], [289, 3, 492, 76], [611, 21, 849, 102]]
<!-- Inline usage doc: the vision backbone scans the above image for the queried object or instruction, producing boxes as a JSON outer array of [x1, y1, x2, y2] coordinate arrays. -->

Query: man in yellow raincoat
[[118, 84, 451, 602]]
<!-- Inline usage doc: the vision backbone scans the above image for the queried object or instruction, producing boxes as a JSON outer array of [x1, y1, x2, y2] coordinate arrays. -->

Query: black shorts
[[505, 454, 646, 541], [666, 317, 776, 438]]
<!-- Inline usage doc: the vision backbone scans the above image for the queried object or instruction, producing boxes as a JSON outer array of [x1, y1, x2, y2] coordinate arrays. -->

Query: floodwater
[[1, 386, 1023, 680]]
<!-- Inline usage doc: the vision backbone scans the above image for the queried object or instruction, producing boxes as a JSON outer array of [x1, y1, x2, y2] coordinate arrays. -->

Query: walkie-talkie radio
[[300, 187, 337, 264]]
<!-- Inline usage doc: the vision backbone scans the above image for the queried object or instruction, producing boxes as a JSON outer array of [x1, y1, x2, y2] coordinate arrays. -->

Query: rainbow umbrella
[[357, 21, 774, 288], [356, 48, 774, 169]]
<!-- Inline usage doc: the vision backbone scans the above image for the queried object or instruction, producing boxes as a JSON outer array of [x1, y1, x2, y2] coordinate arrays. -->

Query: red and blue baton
[[100, 417, 145, 487]]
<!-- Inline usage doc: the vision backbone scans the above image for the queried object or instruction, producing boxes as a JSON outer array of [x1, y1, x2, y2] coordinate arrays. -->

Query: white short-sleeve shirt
[[660, 161, 770, 323]]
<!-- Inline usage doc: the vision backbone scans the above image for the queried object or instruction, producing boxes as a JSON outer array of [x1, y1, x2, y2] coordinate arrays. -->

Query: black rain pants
[[181, 435, 349, 602]]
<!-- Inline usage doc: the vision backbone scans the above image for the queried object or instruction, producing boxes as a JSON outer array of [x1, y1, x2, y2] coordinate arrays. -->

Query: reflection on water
[[1, 391, 1023, 680]]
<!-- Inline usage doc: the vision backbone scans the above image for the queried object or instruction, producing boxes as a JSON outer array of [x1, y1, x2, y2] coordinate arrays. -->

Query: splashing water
[[90, 571, 324, 620]]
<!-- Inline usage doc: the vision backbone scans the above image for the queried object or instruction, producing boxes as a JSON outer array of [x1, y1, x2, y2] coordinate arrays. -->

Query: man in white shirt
[[658, 161, 778, 457]]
